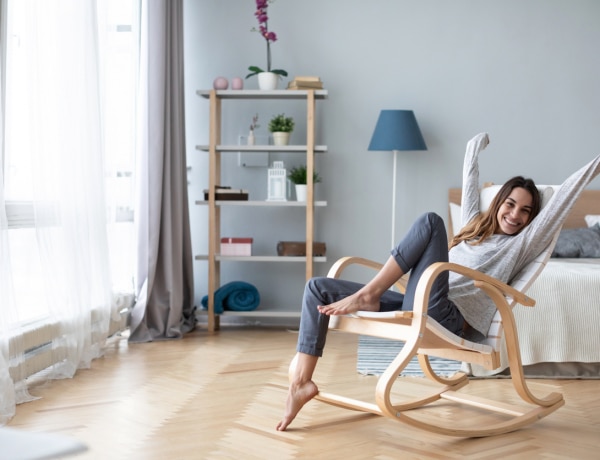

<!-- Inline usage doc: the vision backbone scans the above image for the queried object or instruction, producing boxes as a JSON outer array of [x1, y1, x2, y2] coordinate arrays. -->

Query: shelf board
[[196, 308, 300, 318], [195, 200, 327, 207], [196, 145, 327, 153], [195, 255, 327, 263], [197, 89, 328, 100]]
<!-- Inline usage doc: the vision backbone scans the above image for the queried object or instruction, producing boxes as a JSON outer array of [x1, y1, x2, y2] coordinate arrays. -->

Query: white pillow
[[585, 214, 600, 228], [536, 185, 558, 208], [478, 185, 502, 211], [449, 202, 462, 236]]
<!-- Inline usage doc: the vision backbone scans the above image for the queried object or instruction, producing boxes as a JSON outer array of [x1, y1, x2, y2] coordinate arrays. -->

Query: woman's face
[[496, 187, 534, 235]]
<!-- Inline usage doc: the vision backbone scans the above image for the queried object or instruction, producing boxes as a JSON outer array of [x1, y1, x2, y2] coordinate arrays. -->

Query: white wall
[[184, 0, 600, 317]]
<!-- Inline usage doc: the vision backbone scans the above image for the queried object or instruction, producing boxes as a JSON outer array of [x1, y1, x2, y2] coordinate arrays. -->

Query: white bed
[[449, 188, 600, 378]]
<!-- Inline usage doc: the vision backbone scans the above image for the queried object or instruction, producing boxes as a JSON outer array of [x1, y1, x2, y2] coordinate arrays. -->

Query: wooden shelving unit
[[197, 89, 328, 331]]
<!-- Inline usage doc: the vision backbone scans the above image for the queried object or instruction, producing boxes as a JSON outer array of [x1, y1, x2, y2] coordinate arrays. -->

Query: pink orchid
[[246, 0, 287, 79]]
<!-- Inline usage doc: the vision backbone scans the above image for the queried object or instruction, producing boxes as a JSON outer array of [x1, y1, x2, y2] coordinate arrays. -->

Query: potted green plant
[[269, 113, 294, 146], [287, 165, 321, 201]]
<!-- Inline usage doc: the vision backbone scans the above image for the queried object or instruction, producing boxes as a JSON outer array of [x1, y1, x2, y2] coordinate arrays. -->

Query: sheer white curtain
[[0, 0, 19, 425], [0, 0, 127, 424], [0, 141, 17, 426]]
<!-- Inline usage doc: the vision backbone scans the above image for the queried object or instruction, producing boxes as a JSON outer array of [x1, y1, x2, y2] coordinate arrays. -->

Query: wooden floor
[[7, 326, 600, 459]]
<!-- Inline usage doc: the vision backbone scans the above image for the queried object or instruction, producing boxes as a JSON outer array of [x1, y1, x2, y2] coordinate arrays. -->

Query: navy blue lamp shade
[[368, 110, 427, 152]]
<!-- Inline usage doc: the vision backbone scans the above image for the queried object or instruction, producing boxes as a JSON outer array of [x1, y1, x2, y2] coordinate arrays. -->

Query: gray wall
[[184, 0, 600, 318]]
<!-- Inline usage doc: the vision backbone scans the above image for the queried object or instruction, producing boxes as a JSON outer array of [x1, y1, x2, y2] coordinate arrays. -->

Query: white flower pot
[[295, 184, 307, 202], [258, 72, 278, 90], [272, 132, 290, 146]]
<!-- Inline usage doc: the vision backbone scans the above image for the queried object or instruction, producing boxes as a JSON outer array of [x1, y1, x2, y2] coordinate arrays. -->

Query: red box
[[220, 237, 253, 256]]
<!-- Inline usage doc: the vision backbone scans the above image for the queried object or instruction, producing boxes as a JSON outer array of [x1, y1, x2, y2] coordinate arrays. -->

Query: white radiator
[[8, 295, 133, 382]]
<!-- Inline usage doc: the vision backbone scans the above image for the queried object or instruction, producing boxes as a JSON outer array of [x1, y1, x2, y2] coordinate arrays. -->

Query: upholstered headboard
[[448, 187, 600, 239]]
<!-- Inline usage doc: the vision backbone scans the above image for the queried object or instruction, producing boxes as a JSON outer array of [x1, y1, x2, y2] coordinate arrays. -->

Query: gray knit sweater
[[448, 133, 600, 336]]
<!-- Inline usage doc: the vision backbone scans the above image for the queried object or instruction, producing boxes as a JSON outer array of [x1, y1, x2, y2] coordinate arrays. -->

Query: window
[[2, 0, 138, 325]]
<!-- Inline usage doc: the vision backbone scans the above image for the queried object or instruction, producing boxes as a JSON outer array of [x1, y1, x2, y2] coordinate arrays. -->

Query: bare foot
[[317, 291, 380, 316], [276, 379, 319, 431]]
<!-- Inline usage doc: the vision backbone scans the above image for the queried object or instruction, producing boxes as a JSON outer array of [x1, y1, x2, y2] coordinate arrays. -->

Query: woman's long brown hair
[[449, 176, 541, 249]]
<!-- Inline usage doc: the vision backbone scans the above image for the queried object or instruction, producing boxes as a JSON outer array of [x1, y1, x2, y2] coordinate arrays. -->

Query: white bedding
[[470, 258, 600, 377]]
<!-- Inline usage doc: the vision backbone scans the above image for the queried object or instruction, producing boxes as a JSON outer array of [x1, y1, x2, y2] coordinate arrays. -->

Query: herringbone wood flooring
[[7, 327, 600, 459]]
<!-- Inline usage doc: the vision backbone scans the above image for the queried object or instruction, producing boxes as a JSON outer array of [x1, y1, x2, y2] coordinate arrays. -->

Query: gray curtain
[[129, 0, 195, 342]]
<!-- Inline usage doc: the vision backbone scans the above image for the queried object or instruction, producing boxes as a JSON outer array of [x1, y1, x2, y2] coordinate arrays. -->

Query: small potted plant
[[268, 113, 294, 146], [287, 165, 321, 201]]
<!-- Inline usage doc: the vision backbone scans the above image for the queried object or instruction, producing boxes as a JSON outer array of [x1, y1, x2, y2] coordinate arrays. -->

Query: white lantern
[[267, 161, 287, 201]]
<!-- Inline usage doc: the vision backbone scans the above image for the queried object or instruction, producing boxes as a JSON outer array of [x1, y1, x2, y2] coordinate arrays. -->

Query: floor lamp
[[368, 110, 427, 249]]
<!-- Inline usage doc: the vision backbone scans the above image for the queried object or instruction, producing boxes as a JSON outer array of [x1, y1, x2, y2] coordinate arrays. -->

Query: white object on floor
[[0, 427, 87, 460]]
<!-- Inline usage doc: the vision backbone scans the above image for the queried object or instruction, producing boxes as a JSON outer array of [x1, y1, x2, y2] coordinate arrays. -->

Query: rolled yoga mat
[[201, 281, 260, 314]]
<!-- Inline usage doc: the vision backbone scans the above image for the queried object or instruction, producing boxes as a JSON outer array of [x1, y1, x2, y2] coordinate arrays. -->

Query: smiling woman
[[277, 133, 600, 431]]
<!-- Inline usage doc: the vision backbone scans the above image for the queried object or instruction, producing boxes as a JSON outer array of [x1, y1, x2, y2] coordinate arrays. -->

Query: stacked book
[[203, 186, 249, 201], [287, 76, 324, 90]]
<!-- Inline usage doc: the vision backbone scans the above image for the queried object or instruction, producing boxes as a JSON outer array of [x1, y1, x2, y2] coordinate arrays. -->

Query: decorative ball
[[231, 77, 243, 90], [213, 77, 229, 90]]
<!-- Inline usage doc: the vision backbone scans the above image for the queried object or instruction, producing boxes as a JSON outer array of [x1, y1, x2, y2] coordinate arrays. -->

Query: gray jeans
[[297, 212, 465, 357]]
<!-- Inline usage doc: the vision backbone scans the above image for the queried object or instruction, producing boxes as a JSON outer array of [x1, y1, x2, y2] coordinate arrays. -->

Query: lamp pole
[[391, 149, 398, 250]]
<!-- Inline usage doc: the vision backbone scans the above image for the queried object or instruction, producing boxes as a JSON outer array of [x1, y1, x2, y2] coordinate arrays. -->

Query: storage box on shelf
[[196, 89, 328, 331], [220, 237, 253, 256], [277, 241, 326, 257]]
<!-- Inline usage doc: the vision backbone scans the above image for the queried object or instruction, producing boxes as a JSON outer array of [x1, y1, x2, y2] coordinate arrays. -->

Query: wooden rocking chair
[[314, 188, 565, 437]]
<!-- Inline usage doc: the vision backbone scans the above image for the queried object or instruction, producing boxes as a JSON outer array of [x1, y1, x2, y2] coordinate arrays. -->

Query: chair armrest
[[327, 256, 384, 277], [402, 261, 534, 355], [431, 262, 534, 307], [327, 258, 531, 307], [327, 256, 408, 292]]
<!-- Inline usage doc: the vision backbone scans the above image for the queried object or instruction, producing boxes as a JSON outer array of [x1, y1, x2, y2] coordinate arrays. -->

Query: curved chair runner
[[314, 249, 565, 437]]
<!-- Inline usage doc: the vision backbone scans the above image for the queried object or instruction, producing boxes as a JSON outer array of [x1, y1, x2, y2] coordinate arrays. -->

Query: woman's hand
[[469, 132, 490, 151]]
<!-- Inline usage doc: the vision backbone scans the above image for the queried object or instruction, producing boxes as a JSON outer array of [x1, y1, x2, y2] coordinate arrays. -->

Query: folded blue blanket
[[201, 281, 260, 314]]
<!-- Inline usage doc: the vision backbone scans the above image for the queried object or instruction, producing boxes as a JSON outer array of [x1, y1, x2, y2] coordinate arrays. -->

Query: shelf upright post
[[305, 90, 315, 280], [208, 90, 222, 331]]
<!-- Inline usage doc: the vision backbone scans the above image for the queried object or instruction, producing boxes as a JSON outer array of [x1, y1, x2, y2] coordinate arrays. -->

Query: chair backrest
[[483, 227, 560, 352], [450, 184, 560, 351]]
